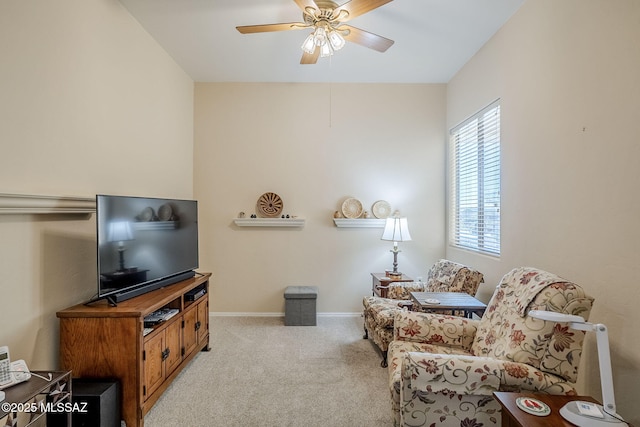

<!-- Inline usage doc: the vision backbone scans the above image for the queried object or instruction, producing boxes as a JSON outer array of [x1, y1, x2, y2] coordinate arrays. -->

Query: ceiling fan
[[236, 0, 394, 64]]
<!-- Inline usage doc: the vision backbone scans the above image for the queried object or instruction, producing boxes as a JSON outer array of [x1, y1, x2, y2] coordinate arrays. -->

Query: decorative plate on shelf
[[372, 200, 392, 219], [341, 198, 363, 219], [139, 207, 155, 222], [158, 203, 173, 221], [256, 192, 283, 218], [515, 397, 551, 416]]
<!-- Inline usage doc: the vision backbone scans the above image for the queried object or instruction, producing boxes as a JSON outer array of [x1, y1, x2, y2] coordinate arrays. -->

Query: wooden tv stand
[[57, 273, 211, 427]]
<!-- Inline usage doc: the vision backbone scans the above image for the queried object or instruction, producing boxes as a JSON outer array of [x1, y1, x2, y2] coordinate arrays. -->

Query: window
[[449, 100, 501, 256]]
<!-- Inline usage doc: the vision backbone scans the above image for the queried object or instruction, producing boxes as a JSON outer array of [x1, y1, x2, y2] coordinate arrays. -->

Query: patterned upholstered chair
[[387, 267, 594, 427], [363, 259, 484, 367]]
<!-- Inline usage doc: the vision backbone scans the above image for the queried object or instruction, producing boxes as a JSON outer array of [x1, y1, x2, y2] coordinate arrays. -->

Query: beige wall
[[446, 0, 640, 423], [0, 0, 194, 369], [3, 0, 637, 421], [194, 83, 447, 314]]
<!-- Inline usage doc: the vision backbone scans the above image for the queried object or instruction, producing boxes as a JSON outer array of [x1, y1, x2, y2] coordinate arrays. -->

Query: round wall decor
[[372, 200, 391, 219], [257, 192, 283, 218], [158, 203, 173, 221], [341, 197, 363, 219]]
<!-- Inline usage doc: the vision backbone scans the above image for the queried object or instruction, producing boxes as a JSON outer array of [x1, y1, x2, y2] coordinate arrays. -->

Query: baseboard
[[209, 312, 361, 317], [210, 312, 282, 317], [318, 312, 361, 317]]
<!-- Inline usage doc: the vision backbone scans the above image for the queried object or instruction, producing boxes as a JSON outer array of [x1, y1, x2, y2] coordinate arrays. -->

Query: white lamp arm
[[565, 321, 616, 415], [528, 310, 619, 417], [593, 323, 617, 416]]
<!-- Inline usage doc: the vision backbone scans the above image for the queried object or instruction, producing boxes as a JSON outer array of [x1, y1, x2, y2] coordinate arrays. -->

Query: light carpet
[[144, 316, 393, 427]]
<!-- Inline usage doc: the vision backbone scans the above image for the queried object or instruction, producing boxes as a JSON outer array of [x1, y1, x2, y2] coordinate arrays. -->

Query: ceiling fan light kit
[[236, 0, 394, 64], [327, 29, 346, 50], [302, 26, 345, 57]]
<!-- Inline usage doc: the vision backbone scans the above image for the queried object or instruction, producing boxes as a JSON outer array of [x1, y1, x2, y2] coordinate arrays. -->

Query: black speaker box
[[71, 378, 121, 427]]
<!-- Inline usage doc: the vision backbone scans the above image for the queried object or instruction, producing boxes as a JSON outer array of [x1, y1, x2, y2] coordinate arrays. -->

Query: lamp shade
[[301, 33, 316, 54], [320, 42, 333, 57], [327, 29, 345, 50], [381, 217, 411, 242], [108, 221, 133, 243]]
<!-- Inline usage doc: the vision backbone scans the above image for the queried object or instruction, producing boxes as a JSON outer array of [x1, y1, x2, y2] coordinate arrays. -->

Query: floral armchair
[[363, 259, 484, 367], [387, 267, 594, 427]]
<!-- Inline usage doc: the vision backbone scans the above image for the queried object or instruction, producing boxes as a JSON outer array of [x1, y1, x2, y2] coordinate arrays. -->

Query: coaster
[[516, 397, 551, 416]]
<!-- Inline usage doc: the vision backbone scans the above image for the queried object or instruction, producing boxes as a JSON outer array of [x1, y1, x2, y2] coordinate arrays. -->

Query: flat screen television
[[96, 194, 199, 304]]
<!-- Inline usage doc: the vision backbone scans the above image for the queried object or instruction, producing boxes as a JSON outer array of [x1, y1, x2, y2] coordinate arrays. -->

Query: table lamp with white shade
[[527, 310, 628, 427], [108, 220, 134, 272], [380, 213, 411, 278]]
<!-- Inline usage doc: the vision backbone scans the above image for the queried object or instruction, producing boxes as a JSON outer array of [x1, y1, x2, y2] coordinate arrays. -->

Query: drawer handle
[[161, 348, 170, 360], [195, 321, 201, 331]]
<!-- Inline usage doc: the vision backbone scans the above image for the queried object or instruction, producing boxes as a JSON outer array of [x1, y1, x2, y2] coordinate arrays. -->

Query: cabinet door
[[165, 319, 182, 375], [182, 306, 198, 356], [196, 298, 209, 345], [143, 332, 165, 399]]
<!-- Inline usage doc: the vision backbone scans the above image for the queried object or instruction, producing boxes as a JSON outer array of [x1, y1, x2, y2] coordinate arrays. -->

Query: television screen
[[96, 195, 199, 302]]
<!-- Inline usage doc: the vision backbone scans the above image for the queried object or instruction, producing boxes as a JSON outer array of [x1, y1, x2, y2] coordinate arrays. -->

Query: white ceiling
[[118, 0, 524, 83]]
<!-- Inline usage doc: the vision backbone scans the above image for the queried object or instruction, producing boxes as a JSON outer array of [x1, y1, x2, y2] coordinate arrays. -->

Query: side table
[[410, 291, 487, 318], [371, 272, 413, 298], [493, 391, 615, 427]]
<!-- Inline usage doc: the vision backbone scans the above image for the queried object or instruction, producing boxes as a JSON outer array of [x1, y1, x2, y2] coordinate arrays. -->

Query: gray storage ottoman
[[284, 286, 318, 326]]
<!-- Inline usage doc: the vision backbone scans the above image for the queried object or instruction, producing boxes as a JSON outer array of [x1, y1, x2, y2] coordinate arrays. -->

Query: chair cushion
[[471, 267, 594, 383], [372, 306, 401, 329], [424, 279, 449, 292], [387, 282, 427, 300], [363, 295, 398, 312], [363, 296, 406, 327], [426, 259, 484, 296]]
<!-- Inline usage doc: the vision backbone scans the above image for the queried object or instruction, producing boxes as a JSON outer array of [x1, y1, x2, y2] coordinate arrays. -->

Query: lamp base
[[560, 401, 627, 426]]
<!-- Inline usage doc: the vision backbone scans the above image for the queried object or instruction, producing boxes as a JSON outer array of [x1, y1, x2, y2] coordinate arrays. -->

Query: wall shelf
[[234, 218, 305, 227], [133, 221, 179, 230], [0, 193, 95, 214], [333, 218, 386, 228]]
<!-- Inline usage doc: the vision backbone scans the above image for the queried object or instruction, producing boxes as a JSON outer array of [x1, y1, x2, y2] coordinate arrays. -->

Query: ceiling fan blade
[[340, 24, 394, 52], [293, 0, 318, 15], [236, 22, 308, 34], [300, 46, 320, 64], [333, 0, 393, 22]]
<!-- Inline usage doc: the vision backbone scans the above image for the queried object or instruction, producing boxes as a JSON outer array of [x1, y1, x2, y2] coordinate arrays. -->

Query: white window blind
[[449, 100, 501, 256]]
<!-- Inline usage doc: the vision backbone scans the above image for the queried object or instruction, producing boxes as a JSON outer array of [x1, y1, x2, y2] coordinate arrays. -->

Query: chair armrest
[[401, 352, 577, 396], [397, 300, 413, 309], [393, 310, 478, 352], [363, 296, 412, 328], [386, 282, 426, 300]]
